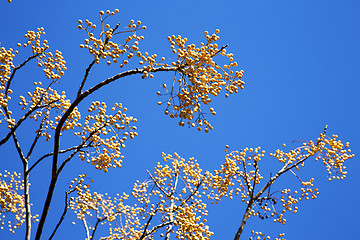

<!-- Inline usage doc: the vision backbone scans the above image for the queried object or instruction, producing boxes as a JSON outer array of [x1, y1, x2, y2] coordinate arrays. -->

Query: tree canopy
[[0, 1, 359, 240]]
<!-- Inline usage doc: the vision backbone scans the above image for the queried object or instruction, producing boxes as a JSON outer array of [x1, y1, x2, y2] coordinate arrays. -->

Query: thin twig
[[48, 189, 75, 240], [5, 53, 40, 94], [26, 109, 50, 160], [27, 145, 83, 174]]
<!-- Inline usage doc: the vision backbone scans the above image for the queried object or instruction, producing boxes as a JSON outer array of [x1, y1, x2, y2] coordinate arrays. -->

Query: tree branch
[[48, 189, 75, 240], [26, 109, 50, 160], [233, 127, 328, 240], [5, 53, 40, 94]]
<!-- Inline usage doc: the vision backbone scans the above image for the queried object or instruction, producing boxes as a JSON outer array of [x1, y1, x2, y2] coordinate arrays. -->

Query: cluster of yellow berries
[[0, 171, 26, 233], [18, 28, 66, 80], [78, 9, 147, 68], [0, 28, 66, 130], [131, 152, 213, 239], [0, 47, 15, 84], [68, 174, 142, 240], [76, 102, 137, 172], [19, 82, 81, 140], [249, 232, 285, 240], [206, 147, 264, 203], [0, 88, 14, 127], [270, 128, 353, 181], [68, 128, 353, 239], [249, 230, 271, 240], [157, 31, 244, 132], [316, 134, 352, 181], [0, 47, 16, 127]]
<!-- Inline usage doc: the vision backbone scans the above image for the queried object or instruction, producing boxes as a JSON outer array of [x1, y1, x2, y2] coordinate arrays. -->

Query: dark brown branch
[[0, 101, 57, 147], [5, 53, 40, 94], [139, 202, 161, 240], [147, 170, 170, 198], [57, 121, 107, 174], [27, 145, 82, 174], [77, 60, 96, 97], [180, 177, 204, 207], [56, 141, 93, 174], [26, 110, 50, 160], [90, 218, 103, 240], [48, 189, 75, 240]]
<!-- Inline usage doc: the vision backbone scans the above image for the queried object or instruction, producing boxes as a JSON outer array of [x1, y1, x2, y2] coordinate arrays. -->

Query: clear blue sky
[[1, 0, 359, 239]]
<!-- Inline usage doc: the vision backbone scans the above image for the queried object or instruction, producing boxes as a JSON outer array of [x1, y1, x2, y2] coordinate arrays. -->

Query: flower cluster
[[0, 88, 14, 127], [251, 129, 354, 227], [270, 129, 353, 181], [0, 46, 15, 85], [253, 178, 319, 225], [131, 152, 213, 240], [18, 28, 67, 80], [69, 174, 142, 240], [206, 147, 264, 203], [78, 9, 149, 68], [0, 171, 26, 233], [0, 28, 66, 131], [157, 31, 245, 132], [75, 102, 137, 172], [248, 231, 285, 240], [19, 82, 81, 140], [0, 47, 16, 126], [249, 230, 271, 240]]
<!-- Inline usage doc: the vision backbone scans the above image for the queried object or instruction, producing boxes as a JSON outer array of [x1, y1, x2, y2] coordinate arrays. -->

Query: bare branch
[[147, 170, 170, 198], [0, 100, 58, 147], [5, 53, 40, 94], [90, 218, 103, 240], [48, 189, 75, 240], [27, 145, 84, 174], [26, 109, 50, 160], [139, 202, 161, 240], [82, 217, 91, 240], [77, 60, 96, 97]]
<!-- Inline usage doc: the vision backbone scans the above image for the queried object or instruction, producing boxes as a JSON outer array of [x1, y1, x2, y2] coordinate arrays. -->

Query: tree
[[0, 5, 355, 240]]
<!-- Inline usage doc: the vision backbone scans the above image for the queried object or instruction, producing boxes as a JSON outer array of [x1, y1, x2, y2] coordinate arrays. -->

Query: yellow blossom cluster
[[250, 129, 354, 228], [270, 129, 353, 181], [131, 152, 213, 239], [0, 47, 15, 85], [19, 82, 81, 140], [206, 147, 264, 203], [18, 28, 67, 80], [248, 232, 285, 240], [76, 102, 137, 172], [157, 31, 245, 131], [0, 87, 14, 127], [78, 9, 148, 68], [249, 230, 271, 240], [0, 29, 66, 130], [0, 47, 16, 126], [253, 178, 319, 225], [0, 171, 26, 233], [68, 174, 142, 240], [315, 134, 352, 181]]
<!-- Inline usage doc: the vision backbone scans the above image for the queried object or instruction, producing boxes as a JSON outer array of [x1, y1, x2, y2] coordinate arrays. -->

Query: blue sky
[[0, 0, 359, 239]]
